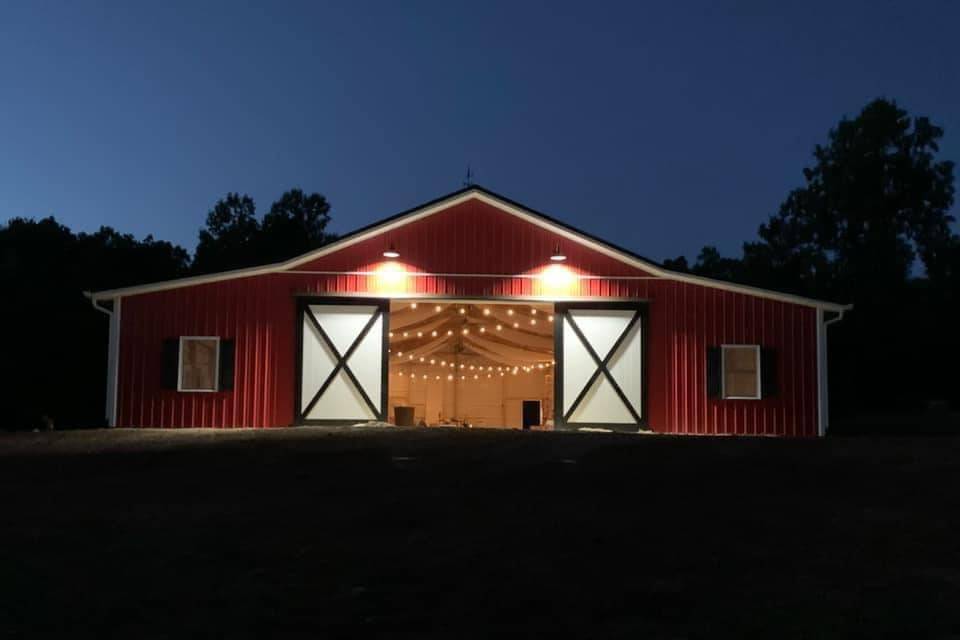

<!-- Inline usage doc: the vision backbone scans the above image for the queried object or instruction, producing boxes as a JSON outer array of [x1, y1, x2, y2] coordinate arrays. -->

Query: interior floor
[[387, 300, 555, 429]]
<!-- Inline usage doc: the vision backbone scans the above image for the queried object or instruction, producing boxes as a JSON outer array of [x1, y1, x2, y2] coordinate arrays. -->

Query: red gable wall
[[116, 198, 819, 436]]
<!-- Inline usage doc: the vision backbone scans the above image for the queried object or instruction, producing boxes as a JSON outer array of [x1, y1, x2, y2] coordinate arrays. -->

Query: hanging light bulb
[[496, 324, 502, 331], [479, 327, 485, 333], [550, 243, 566, 262], [459, 308, 466, 315], [507, 309, 514, 316], [483, 308, 490, 315], [431, 330, 437, 337], [411, 302, 418, 309], [513, 322, 519, 328], [435, 305, 442, 312], [530, 318, 537, 325], [548, 315, 554, 322], [397, 351, 403, 357], [531, 309, 537, 315], [417, 331, 423, 337]]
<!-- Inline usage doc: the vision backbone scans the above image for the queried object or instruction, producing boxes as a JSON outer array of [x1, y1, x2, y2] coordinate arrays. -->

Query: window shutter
[[706, 347, 721, 398], [218, 339, 235, 391], [162, 339, 179, 390], [761, 347, 778, 398]]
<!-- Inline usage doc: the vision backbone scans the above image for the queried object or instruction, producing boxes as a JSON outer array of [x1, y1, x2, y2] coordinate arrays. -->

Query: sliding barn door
[[555, 303, 645, 432], [297, 299, 389, 424]]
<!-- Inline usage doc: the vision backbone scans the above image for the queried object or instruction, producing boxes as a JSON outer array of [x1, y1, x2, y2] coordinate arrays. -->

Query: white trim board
[[86, 187, 852, 312]]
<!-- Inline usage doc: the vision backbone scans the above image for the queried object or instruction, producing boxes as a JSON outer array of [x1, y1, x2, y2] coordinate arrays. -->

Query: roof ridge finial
[[463, 164, 474, 187]]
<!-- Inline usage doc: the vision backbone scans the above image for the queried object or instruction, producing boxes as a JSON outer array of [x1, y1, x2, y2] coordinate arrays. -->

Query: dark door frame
[[521, 399, 542, 430], [295, 296, 390, 425], [554, 301, 648, 433]]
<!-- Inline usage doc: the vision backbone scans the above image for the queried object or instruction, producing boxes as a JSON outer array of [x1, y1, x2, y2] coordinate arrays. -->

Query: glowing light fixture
[[550, 243, 566, 262], [383, 244, 400, 259]]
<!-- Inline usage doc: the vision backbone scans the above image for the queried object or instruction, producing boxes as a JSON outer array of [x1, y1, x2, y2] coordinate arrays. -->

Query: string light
[[479, 327, 485, 333], [435, 305, 442, 312], [507, 309, 514, 316], [462, 328, 469, 335], [447, 330, 453, 336], [530, 318, 537, 325], [531, 309, 537, 315], [459, 308, 466, 314], [429, 359, 435, 364], [389, 332, 394, 338], [513, 322, 519, 328], [411, 303, 418, 309], [431, 330, 437, 337], [483, 308, 490, 315], [419, 357, 425, 362], [548, 315, 554, 322], [417, 331, 423, 337], [496, 324, 502, 331], [397, 351, 403, 357], [403, 332, 409, 337]]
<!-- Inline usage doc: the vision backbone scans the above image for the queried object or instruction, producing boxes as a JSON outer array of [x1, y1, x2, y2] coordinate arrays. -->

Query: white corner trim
[[816, 309, 845, 437], [105, 298, 121, 426], [87, 189, 852, 312]]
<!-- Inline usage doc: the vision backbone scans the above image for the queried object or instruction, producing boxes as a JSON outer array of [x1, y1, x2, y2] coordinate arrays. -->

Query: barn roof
[[87, 185, 851, 311]]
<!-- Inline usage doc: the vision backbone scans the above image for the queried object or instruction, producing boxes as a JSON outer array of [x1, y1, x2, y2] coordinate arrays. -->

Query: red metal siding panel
[[115, 198, 820, 435]]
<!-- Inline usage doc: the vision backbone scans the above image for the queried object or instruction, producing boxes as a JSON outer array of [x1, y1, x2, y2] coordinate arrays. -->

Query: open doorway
[[387, 300, 555, 429]]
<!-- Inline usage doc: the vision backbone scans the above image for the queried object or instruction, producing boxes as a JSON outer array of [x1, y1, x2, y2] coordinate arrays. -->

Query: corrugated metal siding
[[115, 199, 819, 435]]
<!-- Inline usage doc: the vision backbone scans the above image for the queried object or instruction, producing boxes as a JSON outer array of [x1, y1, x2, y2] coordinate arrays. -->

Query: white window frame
[[177, 336, 221, 392], [721, 344, 761, 400]]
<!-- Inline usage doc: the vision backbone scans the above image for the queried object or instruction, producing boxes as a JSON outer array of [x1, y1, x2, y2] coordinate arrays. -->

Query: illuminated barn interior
[[387, 301, 555, 428]]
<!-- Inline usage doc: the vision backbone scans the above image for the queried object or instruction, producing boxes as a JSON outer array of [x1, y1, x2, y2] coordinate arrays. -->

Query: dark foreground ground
[[2, 428, 960, 638]]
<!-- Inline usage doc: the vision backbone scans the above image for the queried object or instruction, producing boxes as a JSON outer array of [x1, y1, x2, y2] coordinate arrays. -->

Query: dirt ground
[[2, 427, 960, 638]]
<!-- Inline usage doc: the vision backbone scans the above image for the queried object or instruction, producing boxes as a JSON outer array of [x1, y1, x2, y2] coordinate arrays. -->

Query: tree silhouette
[[259, 189, 335, 264], [193, 193, 260, 274], [667, 98, 959, 421]]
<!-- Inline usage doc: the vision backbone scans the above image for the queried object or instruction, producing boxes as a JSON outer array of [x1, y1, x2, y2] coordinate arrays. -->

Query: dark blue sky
[[2, 1, 958, 262]]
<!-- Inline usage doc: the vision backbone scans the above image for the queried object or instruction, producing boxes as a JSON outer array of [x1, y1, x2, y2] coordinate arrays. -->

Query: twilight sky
[[1, 1, 958, 262]]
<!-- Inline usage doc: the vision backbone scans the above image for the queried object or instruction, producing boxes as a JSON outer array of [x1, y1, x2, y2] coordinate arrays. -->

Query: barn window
[[178, 337, 220, 392], [722, 345, 761, 399]]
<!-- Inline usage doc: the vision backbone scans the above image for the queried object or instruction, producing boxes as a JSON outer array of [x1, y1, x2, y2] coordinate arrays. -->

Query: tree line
[[0, 189, 335, 429], [1, 98, 957, 430]]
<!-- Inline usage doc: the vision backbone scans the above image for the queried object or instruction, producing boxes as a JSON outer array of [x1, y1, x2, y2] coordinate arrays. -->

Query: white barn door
[[298, 299, 389, 424], [556, 303, 645, 432]]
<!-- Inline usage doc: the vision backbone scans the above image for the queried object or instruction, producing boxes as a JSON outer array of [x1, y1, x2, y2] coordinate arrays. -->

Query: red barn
[[88, 186, 850, 436]]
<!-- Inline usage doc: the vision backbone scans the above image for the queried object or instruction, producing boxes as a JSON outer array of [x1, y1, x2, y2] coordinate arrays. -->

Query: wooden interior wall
[[388, 367, 553, 428]]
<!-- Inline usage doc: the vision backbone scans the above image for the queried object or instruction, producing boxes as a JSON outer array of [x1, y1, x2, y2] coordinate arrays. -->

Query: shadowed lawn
[[2, 427, 960, 637]]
